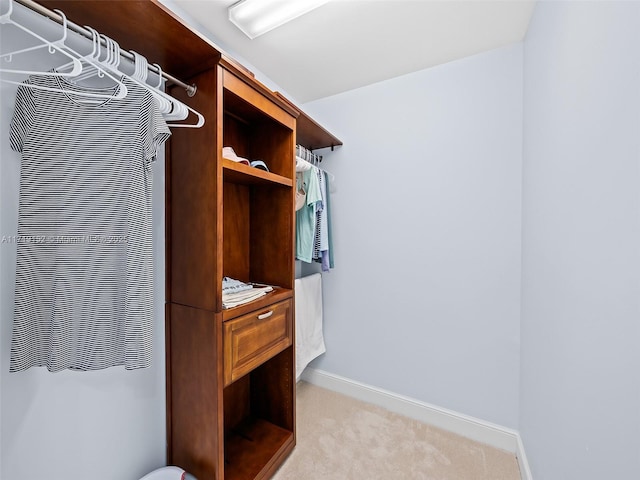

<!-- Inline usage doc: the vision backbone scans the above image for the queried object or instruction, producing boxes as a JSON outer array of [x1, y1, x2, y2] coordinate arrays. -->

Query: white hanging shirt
[[9, 74, 170, 372]]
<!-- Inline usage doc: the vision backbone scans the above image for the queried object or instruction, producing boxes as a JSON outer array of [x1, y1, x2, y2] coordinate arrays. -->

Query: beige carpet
[[272, 381, 520, 480]]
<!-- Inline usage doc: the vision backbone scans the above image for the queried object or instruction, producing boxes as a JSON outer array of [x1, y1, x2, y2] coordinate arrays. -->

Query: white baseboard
[[516, 434, 533, 480], [300, 367, 532, 480]]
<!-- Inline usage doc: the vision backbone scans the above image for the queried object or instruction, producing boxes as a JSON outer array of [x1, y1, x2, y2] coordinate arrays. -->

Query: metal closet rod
[[16, 0, 197, 97]]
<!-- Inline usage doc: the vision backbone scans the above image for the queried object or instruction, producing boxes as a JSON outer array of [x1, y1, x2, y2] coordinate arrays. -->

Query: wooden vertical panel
[[165, 303, 173, 461], [168, 304, 224, 480], [223, 375, 251, 437], [250, 186, 294, 289], [251, 347, 295, 433], [223, 183, 251, 282], [169, 69, 219, 311], [224, 113, 251, 160], [214, 66, 225, 313], [249, 122, 293, 179]]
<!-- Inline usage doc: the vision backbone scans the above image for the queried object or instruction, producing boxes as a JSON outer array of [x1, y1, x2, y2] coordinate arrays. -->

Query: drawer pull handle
[[257, 311, 273, 320]]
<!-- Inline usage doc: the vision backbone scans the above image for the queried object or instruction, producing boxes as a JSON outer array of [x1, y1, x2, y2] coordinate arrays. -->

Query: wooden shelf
[[222, 287, 293, 322], [296, 110, 343, 151], [274, 92, 343, 150], [225, 418, 294, 480], [224, 71, 298, 127], [223, 160, 293, 187]]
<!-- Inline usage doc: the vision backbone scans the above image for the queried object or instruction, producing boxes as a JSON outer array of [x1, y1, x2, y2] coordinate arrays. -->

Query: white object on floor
[[294, 273, 326, 380], [139, 466, 187, 480]]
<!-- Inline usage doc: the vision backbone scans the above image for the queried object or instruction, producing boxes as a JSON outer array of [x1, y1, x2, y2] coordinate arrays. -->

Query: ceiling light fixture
[[228, 0, 330, 40]]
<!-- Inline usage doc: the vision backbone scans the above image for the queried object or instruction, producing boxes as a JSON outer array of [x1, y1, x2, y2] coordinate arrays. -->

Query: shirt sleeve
[[305, 167, 323, 208], [143, 93, 171, 165], [10, 81, 36, 153]]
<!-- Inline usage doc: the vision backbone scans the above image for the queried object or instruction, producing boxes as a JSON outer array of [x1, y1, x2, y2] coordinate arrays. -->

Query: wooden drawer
[[223, 299, 292, 386]]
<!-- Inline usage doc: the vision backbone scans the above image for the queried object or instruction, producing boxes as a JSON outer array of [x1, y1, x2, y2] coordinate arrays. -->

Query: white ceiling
[[171, 0, 536, 104]]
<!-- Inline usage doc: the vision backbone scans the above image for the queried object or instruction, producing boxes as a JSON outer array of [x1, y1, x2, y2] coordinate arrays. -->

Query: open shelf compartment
[[222, 179, 294, 292], [222, 84, 295, 182], [223, 348, 295, 480]]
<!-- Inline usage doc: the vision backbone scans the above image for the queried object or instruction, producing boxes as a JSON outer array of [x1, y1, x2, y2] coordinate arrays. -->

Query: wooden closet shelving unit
[[35, 1, 342, 480]]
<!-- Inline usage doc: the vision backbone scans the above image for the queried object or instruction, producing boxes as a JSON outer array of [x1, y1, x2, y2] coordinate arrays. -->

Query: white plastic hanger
[[72, 32, 202, 126], [2, 14, 128, 102], [53, 27, 128, 102], [60, 26, 103, 82], [107, 38, 203, 128], [149, 61, 204, 128], [0, 1, 82, 77], [295, 147, 336, 192], [296, 156, 312, 172], [138, 58, 180, 120]]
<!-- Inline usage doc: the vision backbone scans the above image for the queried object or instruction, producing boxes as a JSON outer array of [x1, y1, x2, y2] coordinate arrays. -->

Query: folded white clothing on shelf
[[222, 286, 273, 302], [223, 291, 269, 309], [222, 276, 254, 294], [221, 277, 274, 309]]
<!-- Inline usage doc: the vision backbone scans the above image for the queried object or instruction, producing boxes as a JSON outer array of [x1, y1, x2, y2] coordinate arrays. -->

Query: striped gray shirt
[[9, 74, 170, 372]]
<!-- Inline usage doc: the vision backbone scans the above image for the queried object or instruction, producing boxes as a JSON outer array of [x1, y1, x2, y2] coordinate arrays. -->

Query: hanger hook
[[100, 34, 110, 65], [112, 39, 121, 69], [102, 34, 120, 72], [51, 9, 68, 46], [0, 0, 14, 23], [82, 26, 98, 61], [107, 37, 116, 71], [152, 63, 164, 89], [131, 50, 140, 79], [130, 50, 149, 82]]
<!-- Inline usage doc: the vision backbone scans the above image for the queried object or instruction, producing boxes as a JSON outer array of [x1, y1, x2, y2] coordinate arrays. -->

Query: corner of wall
[[516, 434, 533, 480]]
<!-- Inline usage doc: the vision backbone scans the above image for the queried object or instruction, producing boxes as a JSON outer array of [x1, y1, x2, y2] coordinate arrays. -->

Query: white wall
[[302, 44, 523, 429], [521, 2, 640, 478], [1, 16, 167, 480]]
